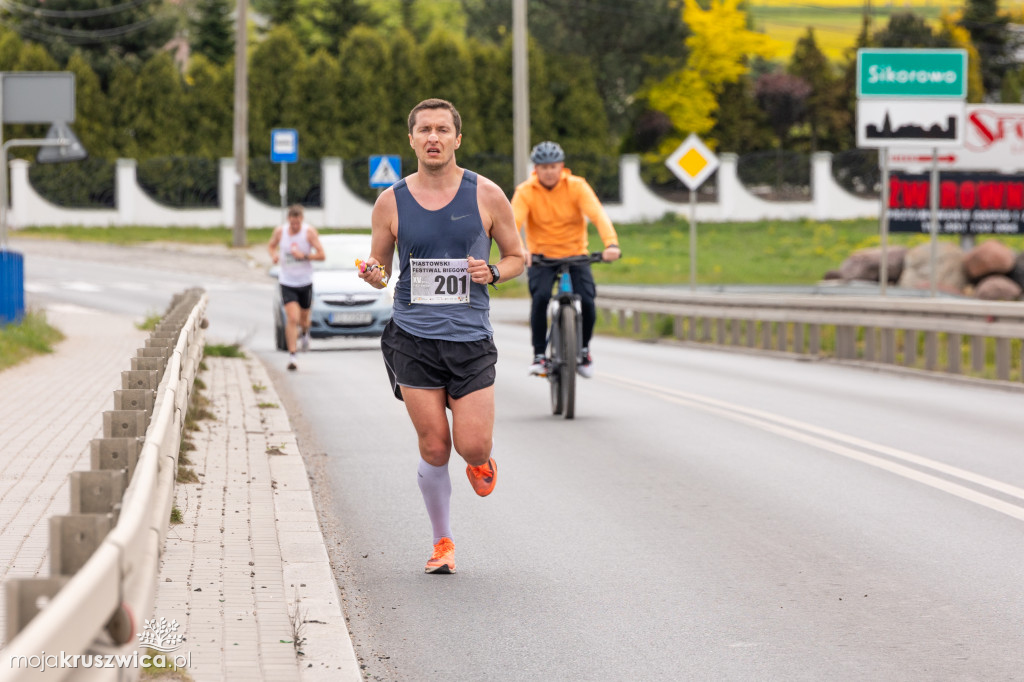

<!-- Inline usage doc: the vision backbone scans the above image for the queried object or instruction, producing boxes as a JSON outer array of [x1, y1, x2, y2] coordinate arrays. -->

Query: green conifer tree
[[132, 52, 186, 159], [108, 61, 141, 158], [66, 51, 113, 159], [184, 54, 232, 158], [337, 26, 392, 159], [959, 0, 1011, 96], [249, 27, 307, 159], [298, 49, 343, 158], [387, 27, 427, 147], [0, 29, 23, 70], [419, 29, 477, 154], [788, 28, 849, 152], [191, 0, 234, 66]]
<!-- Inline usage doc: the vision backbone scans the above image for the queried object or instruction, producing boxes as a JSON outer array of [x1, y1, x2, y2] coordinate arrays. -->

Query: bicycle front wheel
[[549, 309, 564, 415], [558, 304, 578, 419]]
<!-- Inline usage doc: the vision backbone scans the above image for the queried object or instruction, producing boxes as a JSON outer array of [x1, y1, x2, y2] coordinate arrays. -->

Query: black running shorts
[[380, 320, 497, 401], [280, 283, 313, 309]]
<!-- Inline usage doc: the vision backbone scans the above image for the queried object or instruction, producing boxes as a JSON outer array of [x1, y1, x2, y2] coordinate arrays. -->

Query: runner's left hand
[[467, 256, 490, 284]]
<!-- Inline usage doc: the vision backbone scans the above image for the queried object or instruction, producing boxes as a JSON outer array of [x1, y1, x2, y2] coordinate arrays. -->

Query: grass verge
[[0, 310, 64, 372]]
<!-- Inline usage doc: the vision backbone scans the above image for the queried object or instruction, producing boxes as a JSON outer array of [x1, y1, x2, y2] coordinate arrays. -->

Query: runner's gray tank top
[[392, 170, 493, 341]]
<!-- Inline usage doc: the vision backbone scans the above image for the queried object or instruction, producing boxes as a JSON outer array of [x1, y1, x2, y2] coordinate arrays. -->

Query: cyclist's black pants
[[527, 259, 597, 357]]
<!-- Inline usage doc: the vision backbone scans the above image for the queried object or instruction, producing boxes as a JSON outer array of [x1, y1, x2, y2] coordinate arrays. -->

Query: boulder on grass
[[1009, 252, 1024, 289], [975, 274, 1023, 301], [963, 240, 1015, 281], [838, 246, 907, 283], [898, 242, 967, 294]]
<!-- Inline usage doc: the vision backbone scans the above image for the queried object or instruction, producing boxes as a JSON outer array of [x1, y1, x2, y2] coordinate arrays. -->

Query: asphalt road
[[17, 238, 1024, 681]]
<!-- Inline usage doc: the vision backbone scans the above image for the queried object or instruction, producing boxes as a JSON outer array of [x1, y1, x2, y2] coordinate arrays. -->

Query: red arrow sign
[[892, 154, 957, 163]]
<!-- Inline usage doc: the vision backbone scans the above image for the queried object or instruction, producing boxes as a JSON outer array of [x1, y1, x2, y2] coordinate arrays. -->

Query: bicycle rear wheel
[[558, 305, 578, 419]]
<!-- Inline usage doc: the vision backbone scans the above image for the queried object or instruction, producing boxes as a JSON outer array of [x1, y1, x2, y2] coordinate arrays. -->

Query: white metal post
[[879, 147, 889, 295], [689, 189, 697, 292], [929, 147, 939, 297]]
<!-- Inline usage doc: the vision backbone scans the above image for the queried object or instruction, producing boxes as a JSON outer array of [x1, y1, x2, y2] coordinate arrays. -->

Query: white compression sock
[[417, 459, 452, 543]]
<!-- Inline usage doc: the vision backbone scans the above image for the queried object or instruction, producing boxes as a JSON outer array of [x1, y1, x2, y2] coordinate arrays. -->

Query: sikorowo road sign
[[856, 99, 965, 148], [857, 49, 967, 99], [664, 134, 719, 190]]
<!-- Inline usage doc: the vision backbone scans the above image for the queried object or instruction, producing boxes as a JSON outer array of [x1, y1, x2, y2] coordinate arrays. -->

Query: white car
[[271, 233, 393, 350]]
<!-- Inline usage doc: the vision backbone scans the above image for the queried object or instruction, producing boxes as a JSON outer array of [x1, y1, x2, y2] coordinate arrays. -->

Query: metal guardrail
[[596, 286, 1024, 386], [0, 288, 207, 681]]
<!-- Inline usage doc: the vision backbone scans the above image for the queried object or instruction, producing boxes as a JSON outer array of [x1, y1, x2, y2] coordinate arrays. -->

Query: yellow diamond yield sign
[[665, 133, 719, 190], [679, 149, 708, 177]]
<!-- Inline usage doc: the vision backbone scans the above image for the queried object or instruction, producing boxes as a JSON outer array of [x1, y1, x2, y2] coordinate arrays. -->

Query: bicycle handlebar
[[531, 252, 609, 267]]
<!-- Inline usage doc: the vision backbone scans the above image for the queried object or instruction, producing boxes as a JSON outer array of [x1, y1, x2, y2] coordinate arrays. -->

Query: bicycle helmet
[[530, 141, 565, 164]]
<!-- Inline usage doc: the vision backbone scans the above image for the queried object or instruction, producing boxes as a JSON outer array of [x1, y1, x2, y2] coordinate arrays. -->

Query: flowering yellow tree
[[646, 0, 781, 152]]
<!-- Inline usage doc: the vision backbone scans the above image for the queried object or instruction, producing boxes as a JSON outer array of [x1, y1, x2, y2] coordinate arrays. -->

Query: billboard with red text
[[887, 172, 1023, 234]]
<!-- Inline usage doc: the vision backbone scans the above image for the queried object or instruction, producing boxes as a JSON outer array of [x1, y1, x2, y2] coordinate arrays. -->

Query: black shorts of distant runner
[[280, 283, 313, 309]]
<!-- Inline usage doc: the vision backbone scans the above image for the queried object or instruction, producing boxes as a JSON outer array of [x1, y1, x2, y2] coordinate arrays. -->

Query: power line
[[0, 0, 156, 20], [0, 14, 160, 44]]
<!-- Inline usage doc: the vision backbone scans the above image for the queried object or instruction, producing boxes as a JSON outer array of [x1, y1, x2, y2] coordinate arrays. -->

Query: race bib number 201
[[410, 258, 471, 304]]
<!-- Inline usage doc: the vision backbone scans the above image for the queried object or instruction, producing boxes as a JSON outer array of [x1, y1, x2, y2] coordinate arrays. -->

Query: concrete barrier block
[[113, 388, 155, 414], [145, 336, 175, 348], [122, 369, 159, 390], [4, 577, 70, 638], [103, 410, 149, 438], [137, 346, 170, 360], [131, 356, 164, 381], [50, 514, 114, 576], [70, 470, 125, 521], [90, 437, 143, 481]]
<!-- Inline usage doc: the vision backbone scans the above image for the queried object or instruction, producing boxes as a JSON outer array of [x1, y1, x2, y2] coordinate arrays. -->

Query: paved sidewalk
[[0, 305, 360, 680], [0, 305, 146, 645], [154, 355, 359, 681]]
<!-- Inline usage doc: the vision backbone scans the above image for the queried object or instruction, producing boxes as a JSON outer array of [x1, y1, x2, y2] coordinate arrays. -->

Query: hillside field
[[747, 0, 1023, 60]]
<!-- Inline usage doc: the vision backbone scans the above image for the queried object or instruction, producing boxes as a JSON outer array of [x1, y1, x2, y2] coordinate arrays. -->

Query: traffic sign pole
[[280, 162, 287, 220], [689, 190, 697, 291], [929, 149, 939, 297], [880, 148, 889, 296], [664, 134, 719, 293]]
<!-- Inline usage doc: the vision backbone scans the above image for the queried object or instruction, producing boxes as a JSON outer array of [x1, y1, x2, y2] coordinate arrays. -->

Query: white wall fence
[[8, 152, 880, 230]]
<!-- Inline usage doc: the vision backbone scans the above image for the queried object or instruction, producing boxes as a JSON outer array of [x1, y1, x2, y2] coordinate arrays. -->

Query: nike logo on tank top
[[392, 170, 493, 341]]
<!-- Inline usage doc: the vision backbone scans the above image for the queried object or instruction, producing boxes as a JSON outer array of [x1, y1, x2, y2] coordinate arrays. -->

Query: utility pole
[[232, 0, 248, 247], [513, 0, 529, 187]]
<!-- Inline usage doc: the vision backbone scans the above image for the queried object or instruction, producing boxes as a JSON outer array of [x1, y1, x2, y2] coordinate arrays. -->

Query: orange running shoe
[[466, 457, 497, 497], [425, 537, 455, 574]]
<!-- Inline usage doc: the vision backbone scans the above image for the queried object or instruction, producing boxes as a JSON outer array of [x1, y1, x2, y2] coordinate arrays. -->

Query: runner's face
[[288, 214, 302, 232], [535, 162, 563, 189], [409, 109, 461, 170]]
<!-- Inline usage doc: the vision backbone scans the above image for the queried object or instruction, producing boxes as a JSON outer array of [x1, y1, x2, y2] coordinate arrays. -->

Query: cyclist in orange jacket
[[512, 141, 620, 378]]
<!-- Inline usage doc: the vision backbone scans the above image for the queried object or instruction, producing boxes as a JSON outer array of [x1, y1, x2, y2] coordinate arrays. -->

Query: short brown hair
[[287, 204, 303, 217], [407, 98, 462, 137]]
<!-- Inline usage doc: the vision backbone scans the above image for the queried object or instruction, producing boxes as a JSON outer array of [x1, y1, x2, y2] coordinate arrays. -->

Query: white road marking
[[62, 281, 103, 293], [604, 373, 1024, 523]]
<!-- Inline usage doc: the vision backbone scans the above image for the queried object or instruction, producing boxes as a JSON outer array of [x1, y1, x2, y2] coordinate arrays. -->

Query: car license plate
[[329, 312, 373, 326]]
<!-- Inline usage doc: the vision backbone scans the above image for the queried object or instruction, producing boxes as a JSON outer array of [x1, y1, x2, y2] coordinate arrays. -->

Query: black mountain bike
[[533, 252, 605, 420]]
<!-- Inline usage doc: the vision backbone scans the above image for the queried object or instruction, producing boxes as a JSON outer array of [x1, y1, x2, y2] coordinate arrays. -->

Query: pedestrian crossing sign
[[369, 155, 401, 188], [665, 134, 719, 190]]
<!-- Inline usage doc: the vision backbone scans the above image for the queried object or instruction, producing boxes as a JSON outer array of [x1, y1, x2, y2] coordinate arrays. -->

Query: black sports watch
[[488, 264, 500, 285]]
